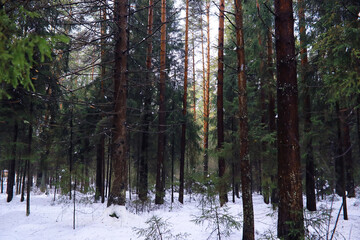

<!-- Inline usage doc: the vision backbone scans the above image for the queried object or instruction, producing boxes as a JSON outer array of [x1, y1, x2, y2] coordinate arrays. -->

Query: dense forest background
[[0, 0, 359, 239]]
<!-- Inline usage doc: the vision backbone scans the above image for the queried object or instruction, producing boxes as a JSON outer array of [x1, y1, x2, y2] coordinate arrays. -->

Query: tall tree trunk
[[108, 0, 128, 207], [1, 170, 4, 193], [16, 165, 22, 195], [335, 103, 345, 197], [138, 0, 154, 202], [235, 0, 255, 239], [171, 103, 175, 203], [7, 121, 18, 202], [26, 101, 33, 216], [339, 108, 355, 198], [193, 34, 196, 121], [266, 22, 278, 206], [21, 160, 27, 202], [96, 0, 107, 203], [258, 31, 266, 199], [37, 87, 54, 192], [155, 0, 167, 205], [203, 0, 211, 177], [336, 104, 348, 220], [275, 0, 304, 239], [298, 0, 316, 211], [217, 0, 227, 207], [69, 107, 73, 200], [179, 0, 189, 204], [95, 135, 105, 201]]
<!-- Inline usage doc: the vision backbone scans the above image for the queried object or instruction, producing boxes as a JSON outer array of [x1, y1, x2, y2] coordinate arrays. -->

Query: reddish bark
[[203, 0, 211, 177], [179, 0, 189, 204], [138, 0, 154, 202], [217, 0, 227, 206], [234, 0, 254, 238], [275, 0, 304, 238], [298, 0, 316, 211], [107, 0, 128, 207], [155, 0, 167, 205]]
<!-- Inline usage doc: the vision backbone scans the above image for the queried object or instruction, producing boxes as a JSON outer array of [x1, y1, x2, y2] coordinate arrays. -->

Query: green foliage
[[0, 7, 68, 97], [189, 173, 241, 239], [133, 215, 190, 240], [191, 193, 241, 240]]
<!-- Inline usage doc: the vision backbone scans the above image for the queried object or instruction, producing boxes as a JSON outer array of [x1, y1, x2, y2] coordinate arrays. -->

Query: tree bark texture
[[298, 0, 316, 211], [203, 0, 211, 177], [217, 0, 227, 207], [155, 0, 167, 205], [179, 0, 189, 204], [275, 0, 304, 239], [266, 24, 278, 206], [234, 0, 255, 239], [138, 0, 154, 202], [108, 0, 128, 207]]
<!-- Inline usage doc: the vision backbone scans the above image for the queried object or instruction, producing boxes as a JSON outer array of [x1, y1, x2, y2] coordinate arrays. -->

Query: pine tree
[[179, 0, 189, 204], [275, 0, 304, 238], [217, 0, 227, 207], [155, 0, 167, 205], [108, 0, 128, 207], [234, 0, 254, 238]]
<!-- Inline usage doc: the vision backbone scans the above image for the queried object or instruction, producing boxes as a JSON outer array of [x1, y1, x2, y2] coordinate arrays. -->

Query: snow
[[1, 187, 359, 240]]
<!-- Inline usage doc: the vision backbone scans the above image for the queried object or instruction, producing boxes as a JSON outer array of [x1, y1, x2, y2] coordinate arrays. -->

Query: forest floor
[[0, 186, 359, 240]]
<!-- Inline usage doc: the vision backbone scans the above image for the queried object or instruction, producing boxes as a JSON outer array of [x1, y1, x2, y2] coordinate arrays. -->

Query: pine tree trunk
[[217, 0, 227, 207], [203, 0, 211, 177], [95, 0, 107, 203], [95, 135, 105, 201], [298, 0, 316, 211], [234, 0, 255, 239], [16, 165, 22, 195], [21, 159, 27, 202], [108, 0, 128, 207], [336, 105, 348, 219], [275, 0, 304, 239], [179, 0, 189, 204], [69, 107, 73, 200], [138, 0, 154, 202], [258, 30, 267, 199], [26, 102, 33, 216], [335, 103, 345, 197], [155, 0, 167, 205], [1, 170, 4, 193], [193, 34, 196, 120], [266, 25, 278, 206], [339, 108, 355, 198], [7, 122, 18, 202]]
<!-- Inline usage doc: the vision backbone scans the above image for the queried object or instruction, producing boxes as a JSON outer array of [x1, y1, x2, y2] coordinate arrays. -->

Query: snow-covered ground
[[0, 187, 359, 240]]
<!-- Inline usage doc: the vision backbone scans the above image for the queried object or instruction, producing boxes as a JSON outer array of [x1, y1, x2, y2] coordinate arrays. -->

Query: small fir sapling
[[133, 215, 190, 240]]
